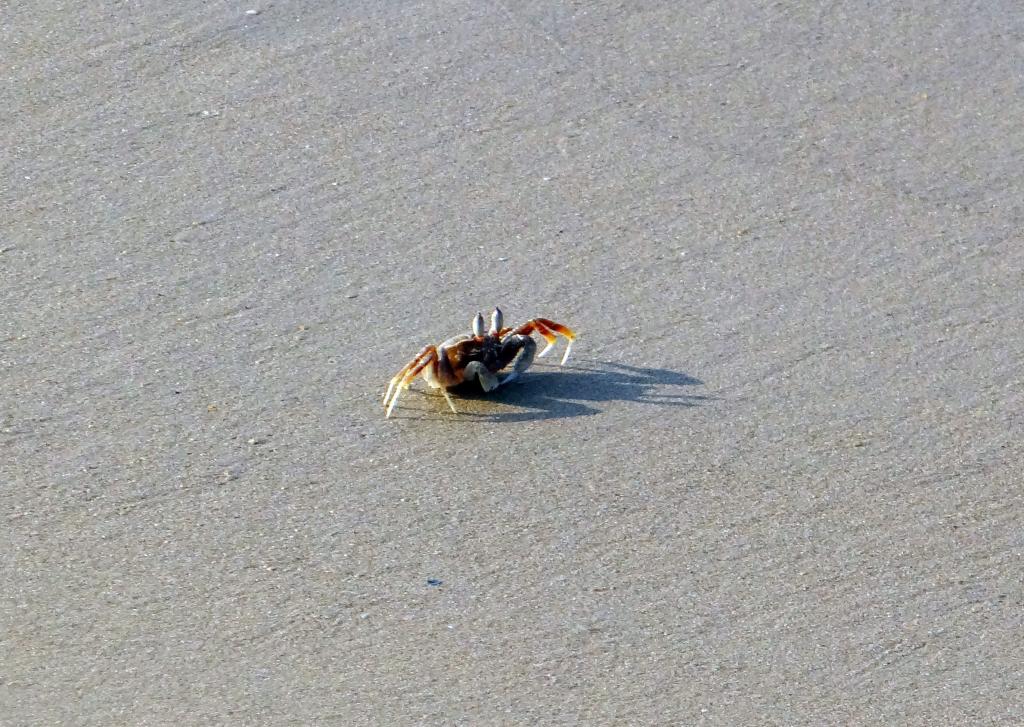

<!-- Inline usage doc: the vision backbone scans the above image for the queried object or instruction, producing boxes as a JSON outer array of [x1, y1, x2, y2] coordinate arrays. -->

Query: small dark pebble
[[427, 579, 443, 587]]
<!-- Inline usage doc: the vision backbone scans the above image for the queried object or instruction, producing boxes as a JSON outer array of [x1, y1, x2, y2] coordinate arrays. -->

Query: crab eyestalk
[[472, 312, 486, 337], [489, 307, 503, 336]]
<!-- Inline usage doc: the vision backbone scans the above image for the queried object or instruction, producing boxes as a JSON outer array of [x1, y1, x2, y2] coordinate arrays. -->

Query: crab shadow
[[400, 359, 709, 423]]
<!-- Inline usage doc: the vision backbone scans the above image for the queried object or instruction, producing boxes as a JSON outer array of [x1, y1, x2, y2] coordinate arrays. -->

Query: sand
[[3, 1, 1023, 724]]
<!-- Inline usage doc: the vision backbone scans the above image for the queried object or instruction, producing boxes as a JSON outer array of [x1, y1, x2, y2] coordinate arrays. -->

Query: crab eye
[[489, 307, 503, 335], [472, 313, 486, 337]]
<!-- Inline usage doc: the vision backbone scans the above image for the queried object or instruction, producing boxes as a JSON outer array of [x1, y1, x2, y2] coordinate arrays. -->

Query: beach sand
[[4, 2, 1022, 724]]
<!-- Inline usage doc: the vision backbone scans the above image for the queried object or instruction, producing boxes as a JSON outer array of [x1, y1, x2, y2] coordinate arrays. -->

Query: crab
[[382, 308, 576, 417]]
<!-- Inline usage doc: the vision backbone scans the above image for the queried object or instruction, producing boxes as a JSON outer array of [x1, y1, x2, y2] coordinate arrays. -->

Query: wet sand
[[3, 2, 1023, 724]]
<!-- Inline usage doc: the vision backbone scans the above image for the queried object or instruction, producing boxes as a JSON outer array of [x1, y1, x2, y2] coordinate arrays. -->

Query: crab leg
[[385, 347, 462, 418], [439, 386, 458, 414], [512, 318, 577, 365], [537, 319, 576, 364], [383, 345, 434, 407], [408, 353, 460, 414], [386, 349, 435, 418], [532, 321, 560, 357]]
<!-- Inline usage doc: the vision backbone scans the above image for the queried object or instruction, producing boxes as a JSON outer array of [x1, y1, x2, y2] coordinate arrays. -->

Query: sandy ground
[[3, 1, 1023, 724]]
